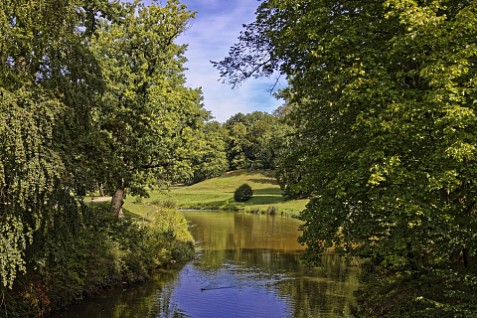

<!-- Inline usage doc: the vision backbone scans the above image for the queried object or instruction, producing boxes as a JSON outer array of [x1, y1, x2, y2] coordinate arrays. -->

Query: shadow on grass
[[248, 178, 279, 185], [249, 195, 285, 205], [84, 201, 153, 223], [123, 208, 152, 222], [253, 187, 283, 195]]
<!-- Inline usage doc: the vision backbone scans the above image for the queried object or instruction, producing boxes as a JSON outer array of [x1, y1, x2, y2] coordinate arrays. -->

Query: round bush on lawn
[[234, 184, 253, 202]]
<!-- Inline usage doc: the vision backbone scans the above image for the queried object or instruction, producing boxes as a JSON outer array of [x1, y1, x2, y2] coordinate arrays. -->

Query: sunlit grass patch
[[126, 170, 308, 217]]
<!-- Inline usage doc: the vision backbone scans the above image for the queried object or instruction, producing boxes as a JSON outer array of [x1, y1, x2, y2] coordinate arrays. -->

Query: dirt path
[[85, 196, 111, 203]]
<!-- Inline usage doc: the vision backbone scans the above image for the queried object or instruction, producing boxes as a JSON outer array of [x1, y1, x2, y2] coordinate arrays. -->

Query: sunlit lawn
[[126, 170, 308, 217]]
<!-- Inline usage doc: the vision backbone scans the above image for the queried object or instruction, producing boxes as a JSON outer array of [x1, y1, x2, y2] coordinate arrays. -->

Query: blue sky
[[173, 0, 285, 122]]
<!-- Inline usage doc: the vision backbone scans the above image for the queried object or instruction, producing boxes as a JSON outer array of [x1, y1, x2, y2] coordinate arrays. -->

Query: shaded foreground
[[1, 204, 194, 317]]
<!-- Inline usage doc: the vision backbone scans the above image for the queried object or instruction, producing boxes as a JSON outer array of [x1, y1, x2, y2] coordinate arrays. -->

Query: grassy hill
[[124, 170, 308, 217]]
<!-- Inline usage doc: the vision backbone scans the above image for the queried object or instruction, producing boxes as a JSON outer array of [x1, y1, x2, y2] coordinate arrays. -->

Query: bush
[[234, 184, 253, 202]]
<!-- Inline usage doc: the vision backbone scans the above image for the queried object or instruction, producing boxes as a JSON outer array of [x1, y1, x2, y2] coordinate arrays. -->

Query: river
[[51, 211, 360, 317]]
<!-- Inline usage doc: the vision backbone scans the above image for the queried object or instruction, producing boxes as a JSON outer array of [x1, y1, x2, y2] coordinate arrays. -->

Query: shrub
[[234, 184, 253, 202]]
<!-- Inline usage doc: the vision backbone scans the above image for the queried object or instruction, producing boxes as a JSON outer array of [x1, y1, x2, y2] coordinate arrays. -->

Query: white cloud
[[175, 0, 285, 122]]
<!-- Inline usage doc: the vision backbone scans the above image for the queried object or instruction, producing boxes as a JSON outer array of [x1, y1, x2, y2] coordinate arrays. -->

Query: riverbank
[[44, 211, 360, 318], [2, 170, 304, 317], [125, 170, 308, 218], [1, 202, 194, 318]]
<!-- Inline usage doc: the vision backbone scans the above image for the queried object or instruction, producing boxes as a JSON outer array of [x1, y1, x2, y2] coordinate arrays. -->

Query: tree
[[91, 0, 208, 217], [0, 0, 118, 288], [215, 0, 477, 304], [188, 121, 228, 184], [223, 111, 281, 170], [226, 121, 250, 170], [245, 112, 277, 170], [272, 103, 304, 198], [234, 184, 253, 202]]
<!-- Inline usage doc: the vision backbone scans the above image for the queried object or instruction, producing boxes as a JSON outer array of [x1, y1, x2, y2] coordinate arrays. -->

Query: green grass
[[125, 170, 308, 217]]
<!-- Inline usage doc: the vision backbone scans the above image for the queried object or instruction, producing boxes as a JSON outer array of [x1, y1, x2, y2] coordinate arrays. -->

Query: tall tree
[[215, 0, 477, 289], [91, 0, 207, 217], [226, 121, 250, 170], [223, 111, 281, 170]]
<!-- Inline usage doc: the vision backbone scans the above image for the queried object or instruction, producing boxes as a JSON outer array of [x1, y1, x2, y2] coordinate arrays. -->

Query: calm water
[[51, 211, 360, 318]]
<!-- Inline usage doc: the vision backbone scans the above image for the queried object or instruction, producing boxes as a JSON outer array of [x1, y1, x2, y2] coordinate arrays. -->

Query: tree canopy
[[0, 0, 117, 289], [223, 111, 286, 170], [0, 0, 208, 290], [216, 0, 477, 315], [91, 0, 208, 216]]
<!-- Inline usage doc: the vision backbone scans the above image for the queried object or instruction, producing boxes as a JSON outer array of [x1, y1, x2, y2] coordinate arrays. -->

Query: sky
[[173, 0, 285, 122]]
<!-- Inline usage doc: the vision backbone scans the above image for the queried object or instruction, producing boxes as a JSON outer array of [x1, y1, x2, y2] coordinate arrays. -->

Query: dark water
[[52, 212, 360, 318]]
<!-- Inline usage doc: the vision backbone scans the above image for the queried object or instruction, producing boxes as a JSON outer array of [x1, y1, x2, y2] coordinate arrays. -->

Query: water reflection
[[50, 270, 184, 318], [51, 212, 359, 318]]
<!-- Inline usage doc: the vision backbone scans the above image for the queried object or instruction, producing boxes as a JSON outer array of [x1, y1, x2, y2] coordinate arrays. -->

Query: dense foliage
[[0, 0, 199, 315], [182, 110, 292, 180], [0, 0, 112, 291], [1, 204, 193, 317], [188, 121, 229, 184], [215, 0, 477, 316], [91, 0, 210, 216], [221, 110, 291, 171]]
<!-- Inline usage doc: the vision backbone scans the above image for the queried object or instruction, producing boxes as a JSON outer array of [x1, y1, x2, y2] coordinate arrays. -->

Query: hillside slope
[[126, 170, 308, 217]]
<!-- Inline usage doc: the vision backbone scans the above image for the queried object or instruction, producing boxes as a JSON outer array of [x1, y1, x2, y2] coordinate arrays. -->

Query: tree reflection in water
[[51, 212, 360, 318]]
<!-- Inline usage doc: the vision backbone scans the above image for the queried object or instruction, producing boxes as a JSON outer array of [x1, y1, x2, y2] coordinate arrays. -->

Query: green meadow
[[124, 170, 308, 218]]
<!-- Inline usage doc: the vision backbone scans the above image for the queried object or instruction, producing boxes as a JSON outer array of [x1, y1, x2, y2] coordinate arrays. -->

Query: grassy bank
[[126, 170, 308, 217], [2, 203, 194, 318]]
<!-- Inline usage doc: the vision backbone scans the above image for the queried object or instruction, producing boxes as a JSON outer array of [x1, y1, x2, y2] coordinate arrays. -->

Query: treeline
[[216, 0, 477, 317], [0, 0, 201, 316], [190, 109, 292, 184]]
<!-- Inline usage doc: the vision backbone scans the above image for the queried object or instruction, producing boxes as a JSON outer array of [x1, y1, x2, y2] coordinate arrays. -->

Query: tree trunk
[[111, 185, 125, 218], [98, 183, 105, 197], [463, 248, 473, 269]]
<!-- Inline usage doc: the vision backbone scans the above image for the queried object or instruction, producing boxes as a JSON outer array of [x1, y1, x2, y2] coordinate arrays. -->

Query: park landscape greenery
[[215, 0, 477, 316], [124, 170, 308, 217], [0, 0, 203, 316], [2, 0, 477, 317], [0, 0, 291, 316]]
